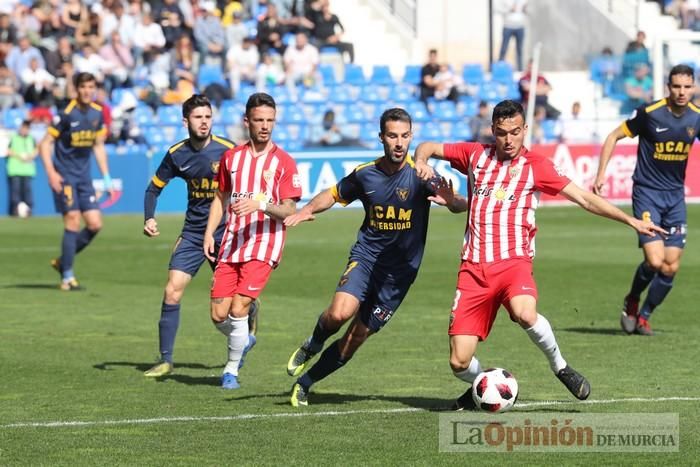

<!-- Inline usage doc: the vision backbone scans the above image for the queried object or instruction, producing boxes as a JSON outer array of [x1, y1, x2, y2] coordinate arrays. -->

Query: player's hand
[[632, 219, 668, 238], [591, 177, 606, 196], [284, 209, 315, 227], [231, 198, 263, 217], [203, 233, 217, 262], [103, 174, 116, 198], [427, 176, 454, 206], [48, 170, 63, 193], [415, 160, 435, 181], [143, 218, 159, 237]]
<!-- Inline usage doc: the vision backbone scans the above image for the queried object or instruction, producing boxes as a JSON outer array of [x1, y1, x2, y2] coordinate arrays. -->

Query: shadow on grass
[[264, 392, 453, 411], [1, 283, 61, 290], [559, 327, 625, 336], [93, 361, 223, 372]]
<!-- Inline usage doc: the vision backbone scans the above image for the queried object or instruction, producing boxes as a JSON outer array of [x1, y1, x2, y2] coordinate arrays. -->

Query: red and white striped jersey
[[216, 142, 302, 266], [443, 142, 570, 263]]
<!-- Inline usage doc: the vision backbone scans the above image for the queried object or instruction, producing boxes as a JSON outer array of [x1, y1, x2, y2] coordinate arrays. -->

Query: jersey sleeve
[[443, 142, 481, 174], [331, 169, 362, 206], [278, 155, 302, 201], [216, 150, 233, 192], [47, 110, 68, 138], [151, 152, 178, 189], [96, 111, 107, 138], [532, 156, 571, 196], [622, 105, 647, 138]]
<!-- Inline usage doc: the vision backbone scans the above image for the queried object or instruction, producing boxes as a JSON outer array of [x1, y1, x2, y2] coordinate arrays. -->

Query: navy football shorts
[[169, 235, 218, 276], [53, 178, 99, 214], [335, 258, 417, 332], [632, 185, 687, 249]]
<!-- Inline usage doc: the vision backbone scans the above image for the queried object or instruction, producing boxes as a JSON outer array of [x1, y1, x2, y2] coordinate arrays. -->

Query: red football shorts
[[448, 258, 538, 340], [211, 260, 273, 299]]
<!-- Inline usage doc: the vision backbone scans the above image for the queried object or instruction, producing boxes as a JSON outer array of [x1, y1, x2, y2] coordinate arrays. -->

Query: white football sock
[[223, 316, 249, 376], [525, 314, 567, 373], [453, 356, 482, 384]]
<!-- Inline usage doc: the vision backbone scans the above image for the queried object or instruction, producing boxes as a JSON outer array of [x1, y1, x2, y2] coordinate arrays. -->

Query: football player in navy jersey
[[39, 72, 113, 291], [594, 64, 700, 335], [283, 108, 468, 407], [141, 94, 256, 377]]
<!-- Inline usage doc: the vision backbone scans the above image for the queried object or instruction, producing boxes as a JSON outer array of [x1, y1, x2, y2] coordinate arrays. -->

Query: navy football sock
[[76, 228, 99, 253], [60, 229, 79, 280], [629, 261, 656, 299], [299, 340, 348, 389], [158, 303, 181, 363], [639, 273, 674, 319], [308, 315, 335, 352]]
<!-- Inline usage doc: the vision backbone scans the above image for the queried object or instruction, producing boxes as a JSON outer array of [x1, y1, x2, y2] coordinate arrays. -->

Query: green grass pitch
[[1, 205, 699, 465]]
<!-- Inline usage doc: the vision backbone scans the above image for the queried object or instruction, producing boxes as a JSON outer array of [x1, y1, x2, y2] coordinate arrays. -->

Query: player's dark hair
[[668, 64, 694, 84], [246, 92, 276, 116], [182, 94, 212, 118], [380, 108, 412, 134], [73, 72, 96, 88], [492, 99, 525, 124]]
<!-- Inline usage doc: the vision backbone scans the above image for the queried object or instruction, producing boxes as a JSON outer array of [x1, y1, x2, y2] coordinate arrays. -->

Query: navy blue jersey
[[47, 99, 106, 180], [331, 155, 434, 274], [624, 99, 700, 190], [146, 135, 235, 239]]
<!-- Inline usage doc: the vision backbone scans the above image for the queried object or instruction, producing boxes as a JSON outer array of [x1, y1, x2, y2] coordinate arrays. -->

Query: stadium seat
[[344, 104, 368, 123], [389, 83, 415, 103], [451, 121, 473, 140], [541, 119, 561, 142], [406, 101, 430, 122], [279, 105, 305, 123], [156, 105, 182, 125], [3, 107, 27, 129], [431, 100, 459, 121], [462, 63, 485, 85], [420, 122, 442, 139], [343, 64, 367, 86], [360, 85, 383, 103], [491, 61, 514, 84], [197, 64, 227, 89], [318, 64, 337, 86], [134, 105, 155, 127], [402, 65, 422, 85], [479, 82, 501, 103], [370, 65, 395, 85], [327, 85, 354, 104]]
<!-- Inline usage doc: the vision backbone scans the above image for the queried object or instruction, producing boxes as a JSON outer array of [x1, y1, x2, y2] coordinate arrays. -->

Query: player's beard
[[388, 146, 407, 164], [189, 126, 211, 143]]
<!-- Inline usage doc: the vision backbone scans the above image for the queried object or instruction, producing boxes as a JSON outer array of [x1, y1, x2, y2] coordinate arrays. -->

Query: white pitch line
[[3, 396, 700, 430]]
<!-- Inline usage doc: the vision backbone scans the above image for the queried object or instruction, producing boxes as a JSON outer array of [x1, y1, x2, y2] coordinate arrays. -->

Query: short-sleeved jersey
[[331, 155, 434, 274], [150, 135, 235, 239], [216, 142, 302, 266], [47, 99, 106, 180], [623, 99, 700, 191], [444, 142, 571, 263]]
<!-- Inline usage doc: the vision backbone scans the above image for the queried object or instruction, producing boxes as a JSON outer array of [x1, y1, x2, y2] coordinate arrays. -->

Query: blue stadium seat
[[431, 100, 459, 121], [197, 64, 227, 89], [403, 65, 422, 85], [360, 85, 382, 103], [327, 85, 354, 104], [156, 105, 181, 125], [479, 82, 501, 103], [279, 105, 305, 123], [451, 121, 473, 140], [319, 64, 337, 86], [274, 125, 291, 142], [219, 101, 245, 125], [344, 104, 368, 123], [462, 63, 485, 85], [491, 61, 514, 84], [134, 105, 155, 126], [389, 83, 415, 103], [421, 122, 442, 139], [145, 128, 166, 145], [3, 107, 27, 129], [406, 101, 430, 122], [370, 65, 394, 85], [541, 119, 560, 142], [343, 64, 367, 86]]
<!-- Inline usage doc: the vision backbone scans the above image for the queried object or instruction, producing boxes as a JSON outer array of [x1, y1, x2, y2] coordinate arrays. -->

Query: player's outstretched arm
[[414, 142, 445, 180], [593, 124, 628, 195], [427, 176, 468, 213], [204, 191, 227, 261], [560, 182, 668, 237], [39, 132, 62, 193], [284, 189, 337, 227]]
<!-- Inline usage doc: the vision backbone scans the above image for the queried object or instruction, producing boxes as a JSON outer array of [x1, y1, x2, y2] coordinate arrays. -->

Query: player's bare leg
[[510, 295, 590, 400], [449, 334, 481, 410], [636, 246, 683, 336], [287, 291, 360, 377], [291, 315, 371, 407]]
